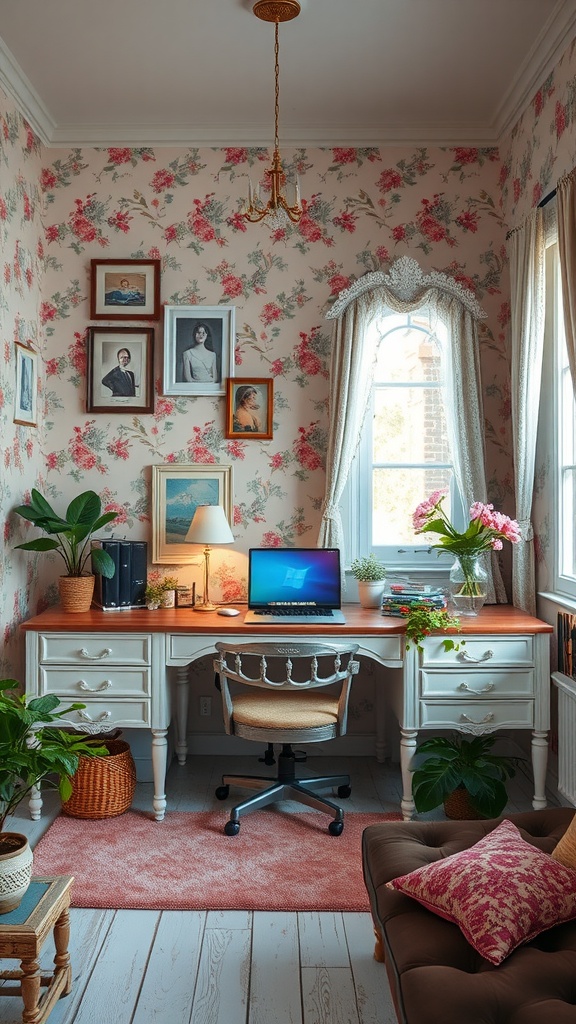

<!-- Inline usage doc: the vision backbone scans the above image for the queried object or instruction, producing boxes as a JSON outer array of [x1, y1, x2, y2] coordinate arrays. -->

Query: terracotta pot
[[0, 832, 33, 913], [443, 786, 485, 820], [59, 574, 95, 613]]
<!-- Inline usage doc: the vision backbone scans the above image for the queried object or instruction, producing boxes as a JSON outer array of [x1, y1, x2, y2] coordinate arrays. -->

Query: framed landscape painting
[[151, 463, 233, 563], [90, 259, 161, 320]]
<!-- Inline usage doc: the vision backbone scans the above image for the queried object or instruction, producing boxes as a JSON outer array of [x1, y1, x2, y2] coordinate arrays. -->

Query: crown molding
[[0, 36, 54, 145], [493, 0, 576, 139]]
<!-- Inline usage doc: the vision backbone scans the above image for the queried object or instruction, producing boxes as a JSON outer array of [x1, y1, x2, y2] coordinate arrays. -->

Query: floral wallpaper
[[2, 32, 576, 687]]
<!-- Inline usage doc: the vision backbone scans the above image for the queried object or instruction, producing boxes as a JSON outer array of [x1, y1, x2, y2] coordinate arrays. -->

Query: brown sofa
[[362, 807, 576, 1024]]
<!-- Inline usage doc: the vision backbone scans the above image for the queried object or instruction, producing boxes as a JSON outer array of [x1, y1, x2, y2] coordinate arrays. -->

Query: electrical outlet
[[199, 695, 212, 717]]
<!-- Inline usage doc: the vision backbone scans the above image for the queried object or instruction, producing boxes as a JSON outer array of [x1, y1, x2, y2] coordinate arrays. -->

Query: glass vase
[[449, 555, 488, 616]]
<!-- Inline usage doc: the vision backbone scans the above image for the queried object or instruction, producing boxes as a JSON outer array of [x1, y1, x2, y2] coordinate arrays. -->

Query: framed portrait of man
[[86, 327, 154, 413]]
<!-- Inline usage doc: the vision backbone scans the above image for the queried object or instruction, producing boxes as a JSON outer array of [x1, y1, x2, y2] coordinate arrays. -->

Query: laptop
[[244, 547, 346, 624]]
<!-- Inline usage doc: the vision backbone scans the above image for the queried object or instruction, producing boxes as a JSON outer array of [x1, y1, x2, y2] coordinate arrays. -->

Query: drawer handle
[[76, 709, 112, 724], [79, 679, 112, 693], [457, 649, 494, 664], [460, 712, 495, 725], [79, 647, 112, 661], [457, 681, 495, 695]]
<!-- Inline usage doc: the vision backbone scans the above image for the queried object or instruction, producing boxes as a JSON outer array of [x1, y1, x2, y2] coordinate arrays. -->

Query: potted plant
[[350, 554, 387, 608], [13, 488, 119, 612], [401, 603, 462, 653], [160, 575, 180, 608], [0, 679, 106, 912], [410, 733, 523, 820], [145, 581, 166, 610]]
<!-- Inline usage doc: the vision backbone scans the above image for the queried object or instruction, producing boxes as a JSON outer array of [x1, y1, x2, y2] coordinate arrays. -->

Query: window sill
[[538, 591, 576, 614]]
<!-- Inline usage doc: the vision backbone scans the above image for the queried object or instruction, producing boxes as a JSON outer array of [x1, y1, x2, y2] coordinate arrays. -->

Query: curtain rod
[[538, 187, 557, 208]]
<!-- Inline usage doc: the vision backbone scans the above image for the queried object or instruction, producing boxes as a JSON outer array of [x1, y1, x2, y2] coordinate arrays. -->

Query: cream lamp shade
[[185, 505, 234, 610]]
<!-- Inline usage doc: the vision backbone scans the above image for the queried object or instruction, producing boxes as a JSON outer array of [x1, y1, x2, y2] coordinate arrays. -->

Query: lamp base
[[194, 601, 219, 612]]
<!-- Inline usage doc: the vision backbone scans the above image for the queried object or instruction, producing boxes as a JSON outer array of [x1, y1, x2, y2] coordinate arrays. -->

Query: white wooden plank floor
[[1, 754, 560, 1024]]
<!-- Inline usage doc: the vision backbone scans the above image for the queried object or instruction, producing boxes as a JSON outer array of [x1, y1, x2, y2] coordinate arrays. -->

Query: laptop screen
[[248, 548, 342, 610]]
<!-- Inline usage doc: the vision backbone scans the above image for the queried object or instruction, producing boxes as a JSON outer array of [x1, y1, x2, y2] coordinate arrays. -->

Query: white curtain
[[509, 208, 545, 614], [321, 256, 505, 603], [557, 169, 576, 396]]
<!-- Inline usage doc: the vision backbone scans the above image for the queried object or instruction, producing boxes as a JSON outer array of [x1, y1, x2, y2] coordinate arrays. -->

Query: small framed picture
[[90, 259, 160, 320], [225, 378, 273, 439], [163, 305, 235, 397], [14, 342, 38, 427], [152, 463, 233, 564], [86, 327, 155, 413]]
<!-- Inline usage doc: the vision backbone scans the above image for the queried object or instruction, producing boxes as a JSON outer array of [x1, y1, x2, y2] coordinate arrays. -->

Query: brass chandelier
[[243, 0, 303, 226]]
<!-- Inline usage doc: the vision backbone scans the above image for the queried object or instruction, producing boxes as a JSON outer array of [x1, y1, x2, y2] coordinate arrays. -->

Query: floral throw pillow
[[388, 818, 576, 965]]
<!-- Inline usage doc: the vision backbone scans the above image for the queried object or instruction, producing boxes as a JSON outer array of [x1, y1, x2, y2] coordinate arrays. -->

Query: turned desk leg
[[400, 728, 417, 820], [175, 665, 190, 766], [151, 728, 168, 821], [531, 729, 549, 810]]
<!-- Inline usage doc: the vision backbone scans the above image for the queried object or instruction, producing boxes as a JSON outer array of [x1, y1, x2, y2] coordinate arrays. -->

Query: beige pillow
[[551, 812, 576, 868]]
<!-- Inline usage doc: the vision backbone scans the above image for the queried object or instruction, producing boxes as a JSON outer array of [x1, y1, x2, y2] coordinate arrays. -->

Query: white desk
[[22, 605, 552, 821]]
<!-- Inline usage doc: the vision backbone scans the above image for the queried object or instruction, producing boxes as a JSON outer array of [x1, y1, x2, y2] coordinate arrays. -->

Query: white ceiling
[[1, 0, 575, 148]]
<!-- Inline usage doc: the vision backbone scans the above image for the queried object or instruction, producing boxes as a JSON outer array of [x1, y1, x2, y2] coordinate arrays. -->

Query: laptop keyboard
[[252, 607, 334, 617]]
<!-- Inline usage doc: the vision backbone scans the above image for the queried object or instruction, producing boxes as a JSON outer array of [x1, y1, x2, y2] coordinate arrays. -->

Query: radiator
[[553, 672, 576, 806]]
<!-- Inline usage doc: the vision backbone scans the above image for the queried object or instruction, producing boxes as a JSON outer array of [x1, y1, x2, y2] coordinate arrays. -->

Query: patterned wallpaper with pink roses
[[1, 34, 576, 682]]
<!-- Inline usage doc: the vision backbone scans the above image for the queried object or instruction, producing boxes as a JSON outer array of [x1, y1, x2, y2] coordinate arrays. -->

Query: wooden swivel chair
[[213, 641, 360, 836]]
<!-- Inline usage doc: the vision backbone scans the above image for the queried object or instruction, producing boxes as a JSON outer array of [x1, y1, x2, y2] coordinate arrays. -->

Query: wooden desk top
[[21, 604, 553, 636]]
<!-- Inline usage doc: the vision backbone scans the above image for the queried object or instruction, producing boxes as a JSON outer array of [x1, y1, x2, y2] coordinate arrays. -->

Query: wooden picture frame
[[14, 341, 38, 427], [90, 259, 160, 320], [162, 305, 235, 397], [86, 327, 155, 413], [225, 378, 273, 439], [152, 463, 233, 564]]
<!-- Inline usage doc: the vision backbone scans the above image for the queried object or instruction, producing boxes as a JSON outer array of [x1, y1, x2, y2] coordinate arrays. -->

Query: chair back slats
[[214, 641, 359, 693]]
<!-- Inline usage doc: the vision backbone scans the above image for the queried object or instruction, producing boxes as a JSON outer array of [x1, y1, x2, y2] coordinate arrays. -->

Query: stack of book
[[381, 581, 447, 617], [91, 539, 148, 610]]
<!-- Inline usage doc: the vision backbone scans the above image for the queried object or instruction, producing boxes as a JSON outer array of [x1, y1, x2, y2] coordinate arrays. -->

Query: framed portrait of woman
[[163, 305, 235, 397], [225, 378, 273, 439], [14, 341, 38, 427]]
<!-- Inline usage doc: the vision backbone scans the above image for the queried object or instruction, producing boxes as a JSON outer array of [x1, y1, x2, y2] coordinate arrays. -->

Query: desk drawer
[[56, 700, 151, 730], [39, 633, 151, 666], [40, 666, 151, 698], [421, 635, 534, 668], [420, 699, 534, 730], [420, 669, 535, 699]]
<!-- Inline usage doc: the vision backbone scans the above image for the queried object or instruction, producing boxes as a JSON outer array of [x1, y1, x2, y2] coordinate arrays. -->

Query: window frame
[[341, 307, 465, 580], [550, 241, 576, 601]]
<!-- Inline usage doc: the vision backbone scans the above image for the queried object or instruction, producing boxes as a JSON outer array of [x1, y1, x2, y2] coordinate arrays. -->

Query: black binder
[[118, 541, 132, 608], [130, 541, 148, 608]]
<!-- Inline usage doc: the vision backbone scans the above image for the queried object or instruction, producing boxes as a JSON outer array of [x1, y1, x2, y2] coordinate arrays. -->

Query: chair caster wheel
[[215, 785, 230, 800], [337, 785, 351, 798], [224, 820, 240, 836], [328, 820, 344, 836]]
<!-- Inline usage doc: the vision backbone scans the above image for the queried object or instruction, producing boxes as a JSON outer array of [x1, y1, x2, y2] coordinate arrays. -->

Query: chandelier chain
[[274, 22, 280, 151]]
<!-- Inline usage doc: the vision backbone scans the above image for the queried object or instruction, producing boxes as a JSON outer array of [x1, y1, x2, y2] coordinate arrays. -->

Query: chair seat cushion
[[232, 689, 340, 729]]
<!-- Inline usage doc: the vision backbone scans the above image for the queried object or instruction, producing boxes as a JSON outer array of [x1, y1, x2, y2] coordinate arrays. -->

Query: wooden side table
[[0, 875, 74, 1024]]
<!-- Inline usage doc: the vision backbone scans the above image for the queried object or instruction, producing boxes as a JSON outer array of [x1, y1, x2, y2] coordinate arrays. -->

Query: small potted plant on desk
[[13, 488, 118, 613], [410, 732, 523, 820], [0, 679, 106, 912], [350, 554, 387, 608]]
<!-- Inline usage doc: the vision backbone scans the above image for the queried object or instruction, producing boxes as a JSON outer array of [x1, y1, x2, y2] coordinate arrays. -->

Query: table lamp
[[184, 504, 234, 611]]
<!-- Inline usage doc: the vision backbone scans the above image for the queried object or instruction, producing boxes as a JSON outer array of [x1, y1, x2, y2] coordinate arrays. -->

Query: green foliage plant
[[0, 680, 107, 832], [401, 603, 463, 653], [411, 733, 522, 819], [350, 553, 387, 582], [13, 489, 119, 578], [145, 582, 166, 606]]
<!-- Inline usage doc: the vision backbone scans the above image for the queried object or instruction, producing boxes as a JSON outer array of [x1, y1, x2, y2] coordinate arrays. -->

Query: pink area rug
[[32, 809, 401, 912]]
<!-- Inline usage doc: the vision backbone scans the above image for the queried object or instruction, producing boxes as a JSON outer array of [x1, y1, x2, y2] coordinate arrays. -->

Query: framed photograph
[[90, 258, 160, 320], [14, 342, 38, 427], [225, 378, 273, 439], [86, 327, 155, 413], [152, 463, 233, 564], [163, 305, 235, 397]]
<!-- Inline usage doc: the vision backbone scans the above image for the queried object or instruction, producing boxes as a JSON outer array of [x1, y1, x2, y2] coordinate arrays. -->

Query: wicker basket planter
[[62, 738, 136, 819], [58, 574, 95, 613], [443, 786, 485, 820]]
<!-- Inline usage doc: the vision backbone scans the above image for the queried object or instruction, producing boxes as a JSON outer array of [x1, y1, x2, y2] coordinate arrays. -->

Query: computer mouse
[[217, 607, 240, 616]]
